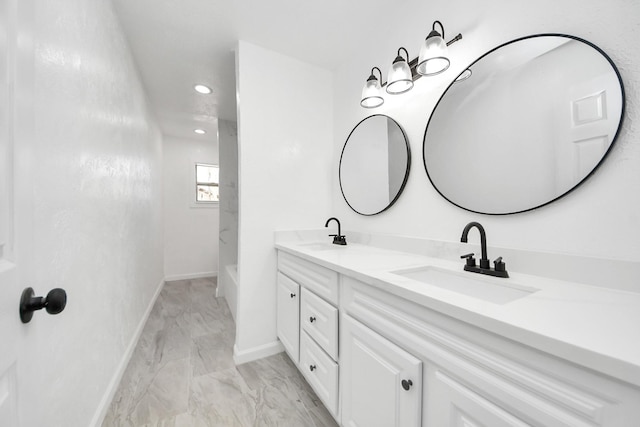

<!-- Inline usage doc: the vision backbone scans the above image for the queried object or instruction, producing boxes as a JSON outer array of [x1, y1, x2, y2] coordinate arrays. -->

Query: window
[[195, 163, 219, 203]]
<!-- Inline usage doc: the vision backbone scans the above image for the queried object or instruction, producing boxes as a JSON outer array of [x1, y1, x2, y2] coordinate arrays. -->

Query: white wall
[[332, 0, 640, 264], [235, 40, 333, 362], [16, 0, 164, 425], [163, 133, 219, 280]]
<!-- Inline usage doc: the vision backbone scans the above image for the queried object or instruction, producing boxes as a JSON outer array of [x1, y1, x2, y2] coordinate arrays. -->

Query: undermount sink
[[298, 242, 345, 251], [391, 266, 538, 304]]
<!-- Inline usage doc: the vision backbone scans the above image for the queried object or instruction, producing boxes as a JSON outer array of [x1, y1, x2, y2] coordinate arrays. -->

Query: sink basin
[[391, 266, 538, 304]]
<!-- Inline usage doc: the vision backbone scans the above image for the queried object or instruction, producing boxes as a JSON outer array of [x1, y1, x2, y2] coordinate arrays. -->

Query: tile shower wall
[[218, 119, 239, 318], [331, 0, 640, 270], [14, 0, 163, 425]]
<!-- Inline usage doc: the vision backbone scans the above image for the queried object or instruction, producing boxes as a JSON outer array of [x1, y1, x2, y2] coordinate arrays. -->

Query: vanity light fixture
[[416, 21, 463, 76], [386, 47, 414, 94], [194, 129, 206, 135], [359, 20, 463, 108], [360, 67, 385, 108], [194, 84, 212, 94]]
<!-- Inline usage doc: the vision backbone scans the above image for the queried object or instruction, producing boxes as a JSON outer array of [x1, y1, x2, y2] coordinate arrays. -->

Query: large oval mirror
[[423, 34, 625, 215], [340, 114, 411, 215]]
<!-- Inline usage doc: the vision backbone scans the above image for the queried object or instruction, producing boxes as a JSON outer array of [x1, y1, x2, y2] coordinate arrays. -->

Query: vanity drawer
[[278, 251, 339, 305], [301, 287, 338, 360], [300, 330, 339, 417]]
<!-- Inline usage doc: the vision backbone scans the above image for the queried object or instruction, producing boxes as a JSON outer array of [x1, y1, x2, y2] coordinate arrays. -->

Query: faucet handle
[[493, 256, 506, 272], [460, 253, 476, 267]]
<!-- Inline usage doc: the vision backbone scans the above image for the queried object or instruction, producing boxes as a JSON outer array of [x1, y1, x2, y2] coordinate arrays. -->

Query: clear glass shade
[[455, 68, 472, 82], [417, 35, 450, 76], [386, 60, 413, 94], [360, 78, 384, 108]]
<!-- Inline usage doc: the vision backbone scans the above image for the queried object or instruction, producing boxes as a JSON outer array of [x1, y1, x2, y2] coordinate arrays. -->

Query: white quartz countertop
[[275, 240, 640, 388]]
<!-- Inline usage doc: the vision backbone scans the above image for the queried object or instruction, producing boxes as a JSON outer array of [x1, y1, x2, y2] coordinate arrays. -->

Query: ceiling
[[112, 0, 407, 140]]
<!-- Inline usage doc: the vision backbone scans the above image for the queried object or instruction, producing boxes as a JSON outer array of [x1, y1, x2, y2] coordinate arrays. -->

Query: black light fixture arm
[[369, 66, 383, 83], [395, 47, 410, 63], [446, 33, 463, 47], [432, 20, 445, 39]]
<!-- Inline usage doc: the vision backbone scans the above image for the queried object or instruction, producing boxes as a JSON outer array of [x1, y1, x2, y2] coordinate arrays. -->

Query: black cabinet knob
[[401, 379, 413, 391], [20, 287, 67, 324], [290, 293, 296, 298], [309, 364, 316, 372], [309, 316, 316, 323]]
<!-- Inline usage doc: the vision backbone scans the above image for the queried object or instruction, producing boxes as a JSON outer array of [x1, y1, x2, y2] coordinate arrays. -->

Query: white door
[[1, 0, 43, 425], [554, 55, 622, 193], [0, 0, 21, 423], [340, 314, 422, 427]]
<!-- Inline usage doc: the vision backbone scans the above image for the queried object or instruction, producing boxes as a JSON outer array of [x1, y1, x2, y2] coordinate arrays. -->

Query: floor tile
[[102, 277, 338, 427]]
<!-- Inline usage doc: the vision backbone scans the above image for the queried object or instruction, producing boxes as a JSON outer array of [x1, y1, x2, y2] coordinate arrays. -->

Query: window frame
[[194, 163, 219, 205]]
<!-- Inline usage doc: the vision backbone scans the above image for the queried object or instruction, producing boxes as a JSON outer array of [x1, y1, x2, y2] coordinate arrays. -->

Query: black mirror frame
[[422, 33, 626, 215], [340, 114, 412, 216]]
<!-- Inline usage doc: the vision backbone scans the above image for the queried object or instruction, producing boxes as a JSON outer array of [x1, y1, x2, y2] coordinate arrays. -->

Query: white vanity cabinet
[[341, 275, 640, 427], [340, 313, 422, 427], [276, 251, 340, 418], [276, 245, 640, 427]]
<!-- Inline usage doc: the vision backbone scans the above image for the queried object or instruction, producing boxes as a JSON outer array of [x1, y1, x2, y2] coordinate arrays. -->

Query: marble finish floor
[[102, 277, 338, 427]]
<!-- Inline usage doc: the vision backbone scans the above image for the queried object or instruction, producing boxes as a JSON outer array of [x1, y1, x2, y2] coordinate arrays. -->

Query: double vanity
[[283, 30, 636, 426], [275, 229, 640, 427]]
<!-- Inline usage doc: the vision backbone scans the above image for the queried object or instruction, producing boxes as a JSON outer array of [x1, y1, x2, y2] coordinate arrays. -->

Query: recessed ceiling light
[[194, 129, 206, 135], [194, 84, 212, 94]]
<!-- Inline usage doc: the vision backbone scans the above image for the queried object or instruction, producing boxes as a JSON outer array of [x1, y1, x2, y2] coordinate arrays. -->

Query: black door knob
[[20, 287, 67, 323], [401, 379, 413, 391]]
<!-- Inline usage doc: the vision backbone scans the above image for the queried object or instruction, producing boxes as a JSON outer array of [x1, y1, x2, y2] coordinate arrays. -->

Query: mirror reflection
[[423, 34, 624, 214], [340, 115, 411, 215]]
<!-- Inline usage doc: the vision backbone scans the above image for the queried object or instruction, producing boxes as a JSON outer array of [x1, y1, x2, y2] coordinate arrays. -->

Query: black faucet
[[460, 222, 508, 278], [325, 217, 347, 245]]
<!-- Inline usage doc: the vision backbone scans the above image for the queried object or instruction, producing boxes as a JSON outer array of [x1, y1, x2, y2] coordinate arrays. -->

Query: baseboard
[[164, 271, 217, 282], [233, 340, 284, 365], [89, 278, 165, 427]]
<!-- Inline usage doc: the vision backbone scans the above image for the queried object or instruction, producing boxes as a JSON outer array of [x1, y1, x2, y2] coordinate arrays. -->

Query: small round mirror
[[340, 115, 411, 215]]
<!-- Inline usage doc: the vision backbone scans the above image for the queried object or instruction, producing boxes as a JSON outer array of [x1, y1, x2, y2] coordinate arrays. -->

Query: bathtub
[[221, 264, 238, 321]]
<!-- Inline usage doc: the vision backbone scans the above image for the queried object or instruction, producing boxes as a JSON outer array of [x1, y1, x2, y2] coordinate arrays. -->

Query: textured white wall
[[235, 40, 333, 362], [163, 133, 219, 280], [332, 0, 640, 262], [14, 0, 164, 425]]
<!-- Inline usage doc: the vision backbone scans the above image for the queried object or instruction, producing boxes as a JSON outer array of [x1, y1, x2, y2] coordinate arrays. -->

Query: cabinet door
[[341, 314, 422, 427], [277, 272, 300, 363], [427, 367, 532, 427]]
